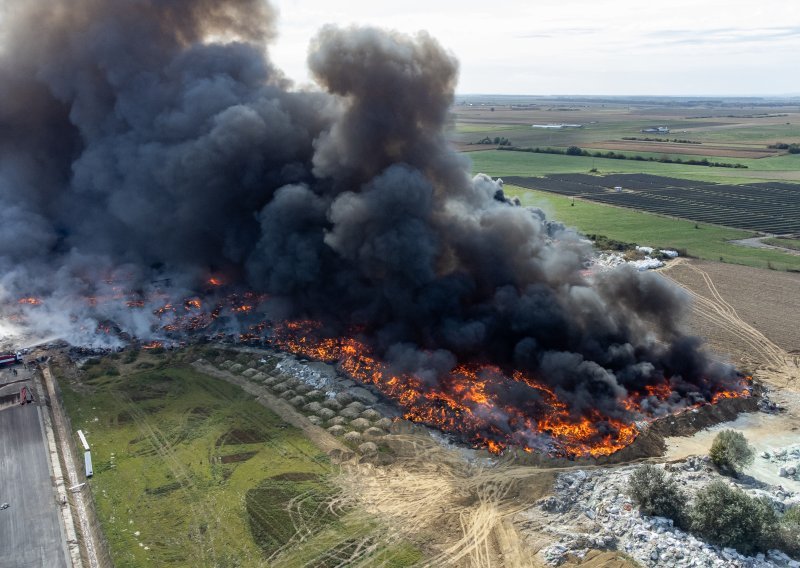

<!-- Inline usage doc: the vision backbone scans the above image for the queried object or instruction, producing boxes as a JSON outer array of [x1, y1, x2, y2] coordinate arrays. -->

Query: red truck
[[0, 353, 22, 366]]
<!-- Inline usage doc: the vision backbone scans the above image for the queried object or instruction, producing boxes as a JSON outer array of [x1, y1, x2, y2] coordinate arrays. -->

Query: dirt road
[[728, 236, 800, 256]]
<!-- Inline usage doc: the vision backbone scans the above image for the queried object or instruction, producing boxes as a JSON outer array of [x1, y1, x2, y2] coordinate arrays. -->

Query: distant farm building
[[532, 123, 584, 129], [640, 126, 670, 133]]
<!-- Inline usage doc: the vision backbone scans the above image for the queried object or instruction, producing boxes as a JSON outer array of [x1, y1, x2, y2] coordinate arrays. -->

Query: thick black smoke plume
[[0, 1, 739, 427]]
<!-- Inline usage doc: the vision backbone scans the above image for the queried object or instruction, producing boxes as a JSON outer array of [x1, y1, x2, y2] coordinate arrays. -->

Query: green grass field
[[450, 103, 800, 152], [58, 351, 421, 568], [763, 237, 800, 252], [468, 149, 800, 184], [503, 185, 800, 271]]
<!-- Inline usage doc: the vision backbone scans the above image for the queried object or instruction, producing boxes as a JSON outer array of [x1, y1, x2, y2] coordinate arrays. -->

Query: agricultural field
[[504, 173, 800, 235], [454, 96, 800, 184], [502, 184, 800, 272], [451, 96, 800, 160], [467, 148, 800, 185], [56, 349, 421, 568], [454, 97, 800, 272]]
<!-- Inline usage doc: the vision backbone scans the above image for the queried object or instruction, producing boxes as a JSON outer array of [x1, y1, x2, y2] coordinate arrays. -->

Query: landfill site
[[1, 0, 800, 567]]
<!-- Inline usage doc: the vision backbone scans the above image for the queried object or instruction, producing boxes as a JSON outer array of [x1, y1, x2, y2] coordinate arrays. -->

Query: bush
[[122, 349, 139, 364], [778, 505, 800, 558], [709, 430, 754, 475], [690, 481, 777, 555], [628, 465, 688, 528]]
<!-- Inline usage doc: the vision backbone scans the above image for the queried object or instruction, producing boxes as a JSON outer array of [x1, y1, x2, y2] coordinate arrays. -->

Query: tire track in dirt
[[333, 434, 566, 567], [115, 392, 221, 566], [660, 261, 798, 390]]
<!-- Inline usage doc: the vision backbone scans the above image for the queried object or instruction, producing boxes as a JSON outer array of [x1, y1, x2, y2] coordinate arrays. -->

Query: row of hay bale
[[216, 357, 392, 446]]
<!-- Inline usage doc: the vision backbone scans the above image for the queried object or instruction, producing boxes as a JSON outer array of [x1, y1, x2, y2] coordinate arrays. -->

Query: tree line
[[497, 145, 749, 168]]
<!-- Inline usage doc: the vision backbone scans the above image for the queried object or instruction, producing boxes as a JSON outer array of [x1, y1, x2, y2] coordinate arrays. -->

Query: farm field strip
[[504, 174, 800, 234], [502, 184, 800, 271], [468, 150, 800, 185]]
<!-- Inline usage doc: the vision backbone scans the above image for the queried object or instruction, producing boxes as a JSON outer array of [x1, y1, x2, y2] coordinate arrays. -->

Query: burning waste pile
[[0, 0, 749, 458]]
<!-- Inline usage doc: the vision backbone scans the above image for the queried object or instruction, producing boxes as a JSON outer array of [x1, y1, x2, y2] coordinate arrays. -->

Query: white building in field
[[640, 126, 670, 133], [532, 123, 584, 129]]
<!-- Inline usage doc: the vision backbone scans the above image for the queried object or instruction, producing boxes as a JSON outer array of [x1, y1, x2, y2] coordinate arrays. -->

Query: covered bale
[[344, 431, 362, 443], [317, 408, 337, 420], [335, 392, 354, 405], [289, 396, 307, 407], [346, 401, 365, 413], [350, 418, 371, 431], [339, 407, 361, 419], [328, 425, 346, 437], [306, 389, 325, 400], [361, 408, 381, 421], [323, 399, 343, 411]]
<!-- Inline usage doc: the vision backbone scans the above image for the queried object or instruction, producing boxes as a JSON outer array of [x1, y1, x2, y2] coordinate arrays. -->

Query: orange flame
[[265, 320, 738, 458]]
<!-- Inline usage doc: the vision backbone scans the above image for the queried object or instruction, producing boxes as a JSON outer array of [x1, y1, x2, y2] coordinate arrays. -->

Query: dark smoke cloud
[[0, 1, 739, 425]]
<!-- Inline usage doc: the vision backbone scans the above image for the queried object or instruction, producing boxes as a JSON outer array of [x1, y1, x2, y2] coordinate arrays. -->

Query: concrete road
[[0, 404, 70, 568]]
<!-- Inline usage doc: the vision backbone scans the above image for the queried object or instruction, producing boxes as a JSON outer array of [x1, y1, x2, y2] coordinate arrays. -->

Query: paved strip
[[41, 366, 102, 567], [0, 405, 70, 568]]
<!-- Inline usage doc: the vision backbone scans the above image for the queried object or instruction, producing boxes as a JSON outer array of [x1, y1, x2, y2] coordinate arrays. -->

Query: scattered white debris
[[590, 245, 678, 274], [630, 258, 665, 271], [274, 357, 333, 391], [526, 457, 799, 568], [767, 444, 800, 481]]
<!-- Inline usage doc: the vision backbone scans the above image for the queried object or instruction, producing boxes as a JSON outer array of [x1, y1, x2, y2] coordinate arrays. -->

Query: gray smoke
[[0, 0, 741, 443]]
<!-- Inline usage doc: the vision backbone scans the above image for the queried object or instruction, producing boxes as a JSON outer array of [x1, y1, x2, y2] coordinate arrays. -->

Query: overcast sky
[[270, 0, 800, 96]]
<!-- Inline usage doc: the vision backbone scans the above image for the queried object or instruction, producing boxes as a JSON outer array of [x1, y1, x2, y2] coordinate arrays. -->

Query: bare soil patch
[[663, 260, 800, 359], [220, 451, 258, 464], [215, 428, 268, 447]]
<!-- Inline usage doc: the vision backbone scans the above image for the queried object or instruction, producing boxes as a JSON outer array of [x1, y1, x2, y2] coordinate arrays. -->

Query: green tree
[[709, 430, 754, 476], [565, 145, 583, 156], [778, 505, 800, 558], [628, 465, 688, 528], [690, 481, 777, 555]]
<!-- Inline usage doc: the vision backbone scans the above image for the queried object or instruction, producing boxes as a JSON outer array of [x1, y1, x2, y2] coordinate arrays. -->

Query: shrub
[[778, 505, 800, 558], [690, 481, 777, 555], [628, 465, 688, 528], [709, 430, 754, 475], [122, 349, 139, 364]]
